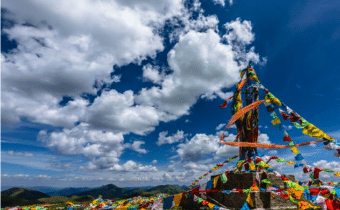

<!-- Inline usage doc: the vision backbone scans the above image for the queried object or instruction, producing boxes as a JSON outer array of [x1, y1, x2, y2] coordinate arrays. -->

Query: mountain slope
[[146, 185, 186, 195], [49, 187, 92, 196], [2, 188, 50, 207], [76, 184, 129, 199], [76, 184, 186, 199], [27, 186, 62, 194]]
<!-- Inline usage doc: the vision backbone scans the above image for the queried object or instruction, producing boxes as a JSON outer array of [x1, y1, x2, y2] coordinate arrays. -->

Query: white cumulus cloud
[[157, 130, 186, 146]]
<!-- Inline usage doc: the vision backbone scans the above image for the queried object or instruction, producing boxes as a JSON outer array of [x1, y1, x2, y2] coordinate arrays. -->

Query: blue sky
[[2, 0, 340, 188]]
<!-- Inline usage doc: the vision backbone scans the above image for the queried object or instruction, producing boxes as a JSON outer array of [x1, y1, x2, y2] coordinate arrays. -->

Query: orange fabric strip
[[220, 140, 323, 149], [226, 100, 265, 130]]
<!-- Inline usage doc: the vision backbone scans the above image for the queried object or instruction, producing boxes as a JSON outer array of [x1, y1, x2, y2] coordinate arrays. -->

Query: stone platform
[[211, 172, 296, 190], [180, 172, 309, 210], [207, 172, 303, 209]]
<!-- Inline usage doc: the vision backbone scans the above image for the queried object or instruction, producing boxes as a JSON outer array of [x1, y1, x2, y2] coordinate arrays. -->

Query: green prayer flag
[[243, 189, 251, 194], [197, 198, 203, 203], [289, 196, 298, 204], [293, 122, 303, 129], [331, 189, 336, 195], [261, 179, 271, 184], [270, 112, 278, 118], [257, 161, 266, 167], [288, 142, 295, 146], [324, 169, 335, 173], [276, 158, 287, 162], [220, 172, 228, 184], [299, 117, 310, 128]]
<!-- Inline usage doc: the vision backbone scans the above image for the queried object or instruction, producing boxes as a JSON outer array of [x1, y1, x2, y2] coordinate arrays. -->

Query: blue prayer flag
[[224, 190, 231, 194], [241, 202, 250, 210], [213, 205, 220, 210], [163, 196, 173, 210], [206, 179, 213, 190], [295, 153, 304, 161]]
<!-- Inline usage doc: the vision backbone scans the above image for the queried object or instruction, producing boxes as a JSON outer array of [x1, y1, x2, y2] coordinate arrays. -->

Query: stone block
[[207, 172, 303, 209]]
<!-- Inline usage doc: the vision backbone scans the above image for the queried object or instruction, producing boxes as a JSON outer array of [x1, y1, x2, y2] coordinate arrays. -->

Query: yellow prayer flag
[[174, 194, 182, 207], [207, 202, 215, 209], [286, 161, 296, 165], [237, 161, 245, 169], [334, 172, 340, 177], [271, 117, 281, 126], [246, 193, 254, 207], [290, 147, 300, 154], [249, 162, 256, 171], [298, 201, 313, 210], [66, 202, 74, 206], [302, 123, 335, 141], [213, 176, 219, 188]]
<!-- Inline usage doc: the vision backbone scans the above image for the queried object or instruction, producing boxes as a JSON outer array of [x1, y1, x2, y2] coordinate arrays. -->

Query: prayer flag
[[283, 130, 292, 142], [206, 180, 213, 190], [290, 147, 300, 154], [246, 193, 254, 207], [173, 194, 182, 207], [271, 117, 281, 126], [220, 173, 227, 184], [270, 112, 278, 118], [295, 153, 304, 161], [249, 161, 256, 171], [286, 161, 296, 165], [213, 175, 220, 187], [293, 122, 304, 129], [208, 203, 215, 209], [240, 202, 250, 210], [313, 167, 323, 179], [163, 197, 173, 210], [276, 158, 287, 163], [303, 165, 313, 173], [279, 108, 290, 120]]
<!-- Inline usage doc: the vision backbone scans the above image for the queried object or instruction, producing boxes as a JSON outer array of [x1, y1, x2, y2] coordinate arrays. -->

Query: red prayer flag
[[191, 186, 199, 196], [279, 109, 290, 120], [303, 166, 313, 173], [309, 188, 320, 196], [279, 193, 288, 199], [219, 96, 233, 108], [313, 167, 323, 179]]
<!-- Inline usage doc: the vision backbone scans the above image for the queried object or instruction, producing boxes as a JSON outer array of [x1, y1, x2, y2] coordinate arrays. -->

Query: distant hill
[[27, 186, 62, 195], [180, 185, 189, 191], [37, 195, 94, 204], [1, 186, 17, 191], [48, 187, 92, 196], [77, 184, 186, 199], [76, 184, 129, 199], [1, 188, 50, 207], [1, 184, 188, 207], [146, 185, 186, 195], [124, 186, 153, 190]]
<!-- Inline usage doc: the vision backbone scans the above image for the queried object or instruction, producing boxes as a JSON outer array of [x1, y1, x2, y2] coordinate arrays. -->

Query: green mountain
[[1, 184, 188, 207], [76, 184, 129, 199], [37, 195, 94, 204], [1, 188, 50, 207], [76, 184, 186, 199], [146, 185, 186, 195], [27, 186, 62, 194], [49, 187, 92, 196]]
